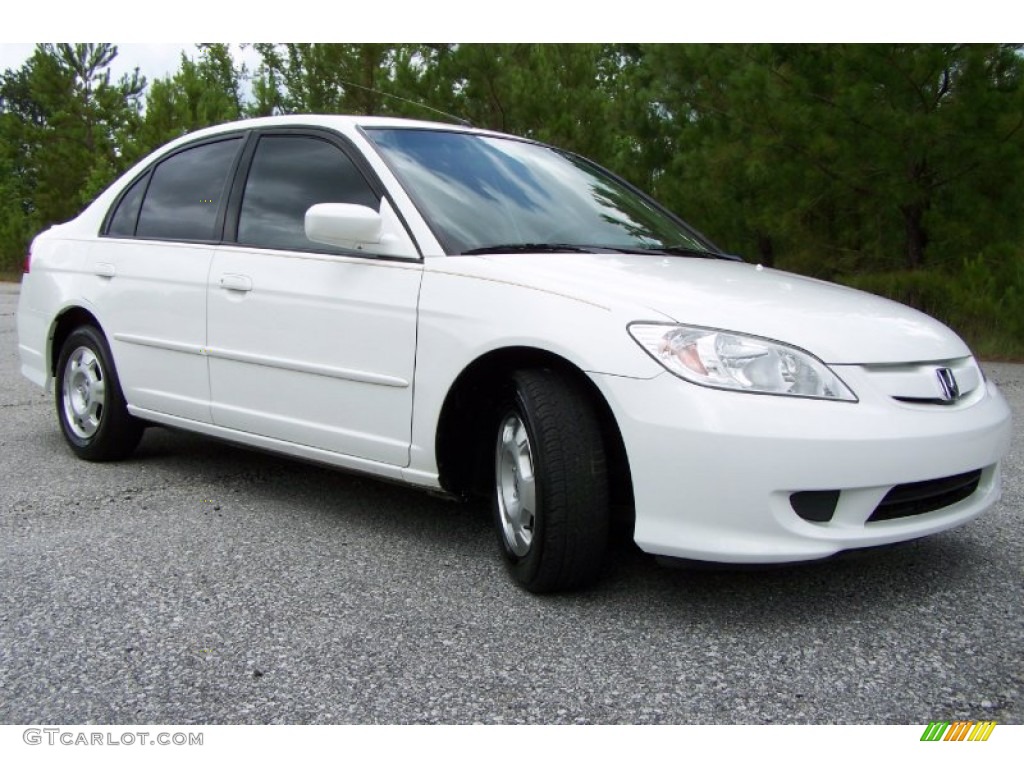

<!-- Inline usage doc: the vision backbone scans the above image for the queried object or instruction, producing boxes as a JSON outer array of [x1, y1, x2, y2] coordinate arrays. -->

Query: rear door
[[85, 135, 245, 423], [206, 129, 422, 466]]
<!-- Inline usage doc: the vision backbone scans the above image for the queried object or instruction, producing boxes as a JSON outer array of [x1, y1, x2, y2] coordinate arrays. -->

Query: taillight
[[23, 251, 31, 273]]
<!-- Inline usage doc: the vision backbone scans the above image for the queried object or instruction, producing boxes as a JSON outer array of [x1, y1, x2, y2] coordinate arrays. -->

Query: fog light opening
[[790, 490, 841, 523]]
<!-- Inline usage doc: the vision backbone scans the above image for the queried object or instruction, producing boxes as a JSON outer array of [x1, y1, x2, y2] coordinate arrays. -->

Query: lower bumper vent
[[867, 469, 982, 523]]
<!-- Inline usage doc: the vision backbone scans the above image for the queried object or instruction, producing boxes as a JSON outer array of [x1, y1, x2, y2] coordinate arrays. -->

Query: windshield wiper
[[458, 242, 743, 260], [459, 243, 598, 255], [604, 245, 740, 261], [659, 245, 741, 261]]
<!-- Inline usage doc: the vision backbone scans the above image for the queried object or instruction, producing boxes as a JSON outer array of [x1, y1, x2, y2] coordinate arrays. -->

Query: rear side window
[[136, 138, 242, 241], [107, 171, 150, 237], [237, 135, 379, 252]]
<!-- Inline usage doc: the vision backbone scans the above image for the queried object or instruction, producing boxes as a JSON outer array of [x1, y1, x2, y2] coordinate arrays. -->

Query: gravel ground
[[0, 281, 1021, 724]]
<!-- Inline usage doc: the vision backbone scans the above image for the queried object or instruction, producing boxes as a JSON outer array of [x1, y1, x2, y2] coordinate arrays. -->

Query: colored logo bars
[[921, 720, 997, 742]]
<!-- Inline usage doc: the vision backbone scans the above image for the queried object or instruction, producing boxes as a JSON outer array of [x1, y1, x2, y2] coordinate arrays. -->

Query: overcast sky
[[0, 43, 260, 89], [0, 1, 1010, 58]]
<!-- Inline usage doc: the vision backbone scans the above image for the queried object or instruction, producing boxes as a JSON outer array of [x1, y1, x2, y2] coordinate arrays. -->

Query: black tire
[[55, 325, 144, 461], [492, 368, 610, 593]]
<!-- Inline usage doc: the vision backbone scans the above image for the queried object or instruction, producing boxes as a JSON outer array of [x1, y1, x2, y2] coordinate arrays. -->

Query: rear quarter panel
[[17, 228, 92, 388]]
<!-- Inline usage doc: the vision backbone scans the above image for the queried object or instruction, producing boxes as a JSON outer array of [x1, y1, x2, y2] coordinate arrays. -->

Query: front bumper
[[591, 370, 1012, 563]]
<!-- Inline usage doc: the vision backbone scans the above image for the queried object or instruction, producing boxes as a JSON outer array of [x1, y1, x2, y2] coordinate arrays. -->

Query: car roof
[[178, 114, 507, 143]]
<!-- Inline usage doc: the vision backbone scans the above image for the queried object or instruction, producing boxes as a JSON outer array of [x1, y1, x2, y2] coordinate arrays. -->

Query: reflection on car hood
[[471, 253, 970, 364]]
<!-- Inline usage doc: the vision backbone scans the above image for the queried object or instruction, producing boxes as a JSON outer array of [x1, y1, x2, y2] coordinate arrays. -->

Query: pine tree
[[0, 43, 144, 270]]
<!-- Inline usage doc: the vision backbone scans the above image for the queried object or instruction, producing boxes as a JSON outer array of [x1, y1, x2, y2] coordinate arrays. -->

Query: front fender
[[405, 264, 663, 478]]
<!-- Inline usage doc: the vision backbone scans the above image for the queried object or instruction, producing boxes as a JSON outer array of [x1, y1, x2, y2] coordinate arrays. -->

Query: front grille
[[892, 396, 961, 406], [855, 358, 982, 406], [868, 470, 982, 523]]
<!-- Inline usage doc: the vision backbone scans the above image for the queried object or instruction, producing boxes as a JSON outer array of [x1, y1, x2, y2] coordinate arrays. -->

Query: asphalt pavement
[[1, 281, 1021, 724]]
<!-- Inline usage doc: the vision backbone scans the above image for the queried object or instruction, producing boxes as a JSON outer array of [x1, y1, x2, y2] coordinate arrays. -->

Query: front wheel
[[493, 369, 609, 593], [55, 326, 143, 461]]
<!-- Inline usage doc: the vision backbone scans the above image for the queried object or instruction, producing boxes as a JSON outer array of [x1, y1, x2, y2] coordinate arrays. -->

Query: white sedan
[[16, 115, 1013, 592]]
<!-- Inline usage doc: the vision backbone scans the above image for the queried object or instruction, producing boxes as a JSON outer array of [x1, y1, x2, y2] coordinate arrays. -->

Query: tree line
[[2, 43, 1022, 355]]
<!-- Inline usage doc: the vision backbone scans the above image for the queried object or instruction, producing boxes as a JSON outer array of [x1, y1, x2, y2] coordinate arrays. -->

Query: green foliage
[[630, 45, 1024, 274], [0, 43, 145, 271], [840, 253, 1024, 359], [136, 44, 244, 154], [412, 44, 622, 160], [248, 43, 407, 116], [0, 43, 1022, 357]]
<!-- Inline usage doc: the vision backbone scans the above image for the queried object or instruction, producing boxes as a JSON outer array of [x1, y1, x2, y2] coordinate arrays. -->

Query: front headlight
[[628, 323, 857, 402]]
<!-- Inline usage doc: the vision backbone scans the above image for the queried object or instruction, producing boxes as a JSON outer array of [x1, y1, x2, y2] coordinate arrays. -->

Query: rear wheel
[[492, 369, 609, 592], [56, 326, 143, 461]]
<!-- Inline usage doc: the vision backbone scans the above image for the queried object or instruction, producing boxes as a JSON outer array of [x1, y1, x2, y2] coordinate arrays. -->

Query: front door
[[206, 132, 422, 466]]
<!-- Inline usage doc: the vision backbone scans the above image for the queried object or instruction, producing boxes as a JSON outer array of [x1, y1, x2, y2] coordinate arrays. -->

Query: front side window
[[237, 135, 379, 252], [136, 138, 242, 241]]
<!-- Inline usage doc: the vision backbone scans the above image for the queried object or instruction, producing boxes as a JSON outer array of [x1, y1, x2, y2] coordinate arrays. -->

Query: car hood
[[471, 253, 970, 365]]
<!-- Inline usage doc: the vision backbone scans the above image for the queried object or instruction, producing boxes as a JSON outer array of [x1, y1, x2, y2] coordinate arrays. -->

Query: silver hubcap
[[495, 413, 537, 557], [62, 346, 106, 439]]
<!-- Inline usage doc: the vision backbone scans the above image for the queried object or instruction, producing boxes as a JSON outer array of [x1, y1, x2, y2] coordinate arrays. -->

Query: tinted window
[[136, 138, 241, 241], [237, 135, 378, 252], [107, 170, 149, 237]]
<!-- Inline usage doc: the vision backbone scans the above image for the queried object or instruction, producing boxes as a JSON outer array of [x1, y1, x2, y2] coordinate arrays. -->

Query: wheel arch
[[434, 345, 634, 525], [49, 306, 106, 379]]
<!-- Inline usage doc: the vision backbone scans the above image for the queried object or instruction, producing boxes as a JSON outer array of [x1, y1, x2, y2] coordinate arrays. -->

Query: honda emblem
[[936, 368, 960, 401]]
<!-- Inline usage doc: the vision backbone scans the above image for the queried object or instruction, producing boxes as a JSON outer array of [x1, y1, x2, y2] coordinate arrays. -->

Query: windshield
[[364, 128, 717, 256]]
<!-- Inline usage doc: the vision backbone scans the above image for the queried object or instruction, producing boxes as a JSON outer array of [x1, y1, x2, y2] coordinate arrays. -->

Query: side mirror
[[305, 199, 416, 259], [305, 203, 382, 247]]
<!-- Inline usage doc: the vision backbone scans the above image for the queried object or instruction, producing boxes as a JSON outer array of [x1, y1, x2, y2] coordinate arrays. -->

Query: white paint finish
[[403, 261, 668, 477], [592, 372, 1011, 562], [17, 230, 90, 388], [81, 238, 214, 423], [206, 245, 422, 466], [471, 253, 971, 365], [304, 199, 419, 260], [203, 345, 410, 388], [15, 114, 1015, 569], [18, 342, 48, 387], [16, 306, 50, 387], [113, 333, 203, 356], [218, 273, 252, 292], [127, 405, 422, 486]]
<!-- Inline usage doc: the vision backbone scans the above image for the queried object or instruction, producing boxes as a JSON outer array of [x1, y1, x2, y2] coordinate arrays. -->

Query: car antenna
[[336, 78, 474, 128]]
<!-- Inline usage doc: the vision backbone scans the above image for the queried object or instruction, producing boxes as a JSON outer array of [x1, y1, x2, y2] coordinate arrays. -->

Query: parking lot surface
[[1, 282, 1021, 724]]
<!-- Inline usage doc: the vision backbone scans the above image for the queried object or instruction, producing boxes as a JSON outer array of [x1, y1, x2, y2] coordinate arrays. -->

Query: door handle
[[219, 274, 253, 292], [93, 262, 116, 278]]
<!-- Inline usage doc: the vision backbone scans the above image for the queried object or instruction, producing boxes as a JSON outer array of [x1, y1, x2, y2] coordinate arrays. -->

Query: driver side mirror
[[305, 198, 416, 259]]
